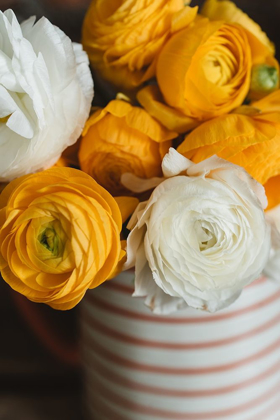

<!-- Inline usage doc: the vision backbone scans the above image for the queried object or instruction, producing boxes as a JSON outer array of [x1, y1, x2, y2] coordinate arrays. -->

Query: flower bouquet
[[1, 0, 280, 418]]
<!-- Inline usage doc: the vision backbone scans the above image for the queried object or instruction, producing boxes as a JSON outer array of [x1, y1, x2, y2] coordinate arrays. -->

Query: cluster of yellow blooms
[[82, 0, 280, 209]]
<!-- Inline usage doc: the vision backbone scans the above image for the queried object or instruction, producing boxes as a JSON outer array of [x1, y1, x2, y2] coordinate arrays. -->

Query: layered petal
[[155, 17, 278, 125], [0, 10, 93, 182], [79, 100, 176, 195], [0, 167, 123, 310], [82, 0, 197, 89], [178, 90, 280, 207], [201, 0, 274, 54], [124, 149, 270, 314]]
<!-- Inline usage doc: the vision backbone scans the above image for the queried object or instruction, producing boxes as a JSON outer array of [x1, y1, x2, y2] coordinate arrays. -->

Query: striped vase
[[80, 271, 280, 420]]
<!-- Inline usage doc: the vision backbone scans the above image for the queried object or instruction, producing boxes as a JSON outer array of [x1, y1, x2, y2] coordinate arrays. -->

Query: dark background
[[0, 0, 279, 419]]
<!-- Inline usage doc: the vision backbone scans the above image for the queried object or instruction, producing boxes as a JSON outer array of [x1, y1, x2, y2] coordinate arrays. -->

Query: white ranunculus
[[264, 205, 280, 281], [0, 9, 93, 182], [123, 148, 271, 314]]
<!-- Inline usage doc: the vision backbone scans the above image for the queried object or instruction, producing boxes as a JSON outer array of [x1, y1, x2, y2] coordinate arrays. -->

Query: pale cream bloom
[[124, 148, 271, 313], [0, 10, 93, 181]]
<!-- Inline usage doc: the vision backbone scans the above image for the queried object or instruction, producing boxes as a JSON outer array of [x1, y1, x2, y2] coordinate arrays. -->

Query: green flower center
[[37, 220, 66, 259], [39, 228, 58, 253]]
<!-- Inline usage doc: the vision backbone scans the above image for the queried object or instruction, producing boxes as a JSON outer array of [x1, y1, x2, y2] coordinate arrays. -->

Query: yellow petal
[[178, 105, 280, 186], [252, 89, 280, 113], [201, 0, 274, 54], [114, 196, 139, 224], [107, 240, 127, 280], [178, 113, 270, 158], [137, 85, 199, 133], [80, 100, 174, 195], [265, 176, 280, 210], [0, 175, 30, 209], [82, 0, 196, 90], [171, 6, 198, 33]]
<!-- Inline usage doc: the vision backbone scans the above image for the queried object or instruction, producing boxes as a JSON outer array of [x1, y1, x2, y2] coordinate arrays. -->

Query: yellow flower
[[0, 167, 125, 310], [201, 0, 278, 101], [159, 18, 277, 119], [82, 0, 197, 90], [138, 16, 278, 131], [177, 90, 280, 209], [201, 0, 274, 53], [79, 100, 176, 195]]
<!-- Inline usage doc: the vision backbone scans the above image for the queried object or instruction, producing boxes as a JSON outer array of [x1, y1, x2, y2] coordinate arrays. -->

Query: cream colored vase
[[80, 271, 280, 420]]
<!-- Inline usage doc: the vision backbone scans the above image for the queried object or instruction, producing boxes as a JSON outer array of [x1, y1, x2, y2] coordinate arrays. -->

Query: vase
[[80, 271, 280, 420]]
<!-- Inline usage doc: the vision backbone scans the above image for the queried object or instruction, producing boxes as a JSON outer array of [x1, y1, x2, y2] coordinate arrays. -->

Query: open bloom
[[0, 168, 124, 310], [177, 90, 280, 209], [201, 0, 278, 101], [138, 15, 277, 131], [0, 10, 93, 182], [79, 100, 176, 195], [82, 0, 197, 89], [124, 148, 270, 314]]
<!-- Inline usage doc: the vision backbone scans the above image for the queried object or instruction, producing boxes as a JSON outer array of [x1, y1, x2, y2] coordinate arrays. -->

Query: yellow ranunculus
[[82, 0, 197, 90], [0, 167, 125, 310], [177, 90, 280, 209], [156, 17, 277, 121], [201, 0, 278, 101], [201, 0, 274, 54], [79, 100, 176, 195]]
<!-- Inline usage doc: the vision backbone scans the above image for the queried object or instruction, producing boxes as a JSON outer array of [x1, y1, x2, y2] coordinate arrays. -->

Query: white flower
[[123, 148, 271, 314], [264, 205, 280, 281], [0, 9, 93, 182]]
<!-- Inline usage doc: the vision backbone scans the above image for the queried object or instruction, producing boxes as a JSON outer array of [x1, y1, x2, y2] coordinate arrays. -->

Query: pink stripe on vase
[[85, 353, 280, 398], [82, 311, 280, 350], [82, 334, 280, 375], [86, 287, 280, 324], [86, 373, 280, 420]]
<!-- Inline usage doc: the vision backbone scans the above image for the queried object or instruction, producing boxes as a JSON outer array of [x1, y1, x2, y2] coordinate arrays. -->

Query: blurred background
[[0, 0, 279, 419]]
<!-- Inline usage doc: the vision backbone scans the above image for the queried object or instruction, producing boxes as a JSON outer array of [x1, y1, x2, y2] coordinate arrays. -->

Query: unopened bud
[[249, 64, 278, 100]]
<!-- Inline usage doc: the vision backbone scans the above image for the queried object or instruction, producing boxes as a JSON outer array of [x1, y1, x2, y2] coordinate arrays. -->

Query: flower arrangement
[[1, 0, 280, 318]]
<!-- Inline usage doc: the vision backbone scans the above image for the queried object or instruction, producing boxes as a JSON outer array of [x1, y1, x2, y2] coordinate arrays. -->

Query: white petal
[[124, 225, 145, 270], [121, 173, 163, 193], [0, 85, 34, 138], [187, 155, 267, 210], [264, 206, 280, 281], [162, 147, 193, 177]]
